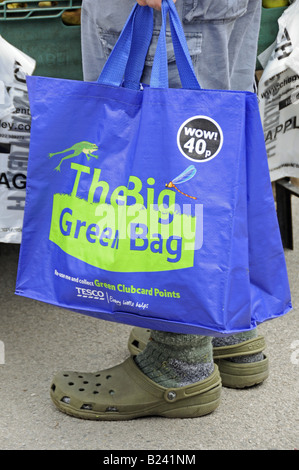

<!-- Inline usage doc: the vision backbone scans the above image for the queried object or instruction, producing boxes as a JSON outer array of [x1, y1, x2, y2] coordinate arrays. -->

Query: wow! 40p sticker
[[177, 116, 223, 162]]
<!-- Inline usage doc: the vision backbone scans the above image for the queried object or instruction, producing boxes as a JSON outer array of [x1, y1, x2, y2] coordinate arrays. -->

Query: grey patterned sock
[[135, 330, 214, 388], [212, 329, 264, 363]]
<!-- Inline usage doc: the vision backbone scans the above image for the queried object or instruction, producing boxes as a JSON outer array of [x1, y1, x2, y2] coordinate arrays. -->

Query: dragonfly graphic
[[165, 165, 197, 200]]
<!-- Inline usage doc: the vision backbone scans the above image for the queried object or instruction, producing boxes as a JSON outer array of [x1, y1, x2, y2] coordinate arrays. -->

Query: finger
[[145, 0, 162, 10], [137, 0, 176, 11]]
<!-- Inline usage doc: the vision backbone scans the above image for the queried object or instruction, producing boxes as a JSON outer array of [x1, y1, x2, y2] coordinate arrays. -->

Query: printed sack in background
[[15, 2, 291, 336], [258, 0, 299, 182], [0, 36, 35, 243]]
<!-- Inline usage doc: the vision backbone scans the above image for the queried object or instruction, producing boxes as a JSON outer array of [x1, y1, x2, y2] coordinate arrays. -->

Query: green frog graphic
[[49, 141, 99, 171]]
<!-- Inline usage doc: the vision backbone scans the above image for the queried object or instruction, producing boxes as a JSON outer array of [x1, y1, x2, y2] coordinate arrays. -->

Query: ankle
[[135, 330, 214, 388], [212, 330, 264, 363]]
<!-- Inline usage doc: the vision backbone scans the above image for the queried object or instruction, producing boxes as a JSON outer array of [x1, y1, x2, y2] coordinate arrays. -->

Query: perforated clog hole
[[79, 388, 85, 392], [93, 391, 99, 395], [51, 384, 56, 392], [109, 390, 115, 395], [83, 381, 89, 384], [68, 382, 74, 386], [106, 375, 112, 379], [105, 406, 118, 412], [63, 374, 69, 377], [81, 404, 93, 410], [61, 396, 70, 404]]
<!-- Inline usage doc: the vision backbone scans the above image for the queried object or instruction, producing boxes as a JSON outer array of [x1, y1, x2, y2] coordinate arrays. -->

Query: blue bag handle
[[97, 1, 201, 90], [151, 0, 201, 89], [97, 4, 154, 89]]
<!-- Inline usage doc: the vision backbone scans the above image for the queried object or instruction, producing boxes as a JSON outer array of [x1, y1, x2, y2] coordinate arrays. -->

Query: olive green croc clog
[[50, 357, 221, 420], [212, 336, 269, 388], [213, 356, 269, 389], [128, 327, 151, 356], [212, 336, 267, 360], [127, 327, 269, 389]]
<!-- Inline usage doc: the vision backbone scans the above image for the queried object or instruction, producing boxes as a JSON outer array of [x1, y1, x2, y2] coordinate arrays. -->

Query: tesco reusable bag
[[15, 1, 291, 336]]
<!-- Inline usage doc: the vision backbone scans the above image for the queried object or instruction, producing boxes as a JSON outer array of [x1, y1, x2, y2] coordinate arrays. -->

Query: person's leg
[[186, 19, 235, 90], [80, 0, 108, 82], [128, 327, 269, 389], [135, 331, 214, 387], [81, 0, 137, 82], [228, 0, 262, 91], [179, 0, 261, 92]]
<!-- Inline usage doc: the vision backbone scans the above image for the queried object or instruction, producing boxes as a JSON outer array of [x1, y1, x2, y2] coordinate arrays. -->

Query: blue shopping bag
[[15, 1, 292, 336]]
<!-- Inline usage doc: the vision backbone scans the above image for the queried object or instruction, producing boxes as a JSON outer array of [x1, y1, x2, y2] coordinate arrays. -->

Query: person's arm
[[136, 0, 176, 11]]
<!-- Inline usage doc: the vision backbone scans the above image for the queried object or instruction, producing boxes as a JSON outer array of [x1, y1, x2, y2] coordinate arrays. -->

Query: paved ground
[[0, 198, 298, 451]]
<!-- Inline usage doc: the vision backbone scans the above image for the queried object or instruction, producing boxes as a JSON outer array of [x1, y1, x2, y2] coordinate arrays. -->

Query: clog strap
[[123, 357, 221, 403], [213, 336, 266, 360]]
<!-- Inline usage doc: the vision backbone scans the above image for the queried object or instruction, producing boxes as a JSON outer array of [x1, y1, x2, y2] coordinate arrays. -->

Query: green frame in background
[[0, 0, 83, 80]]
